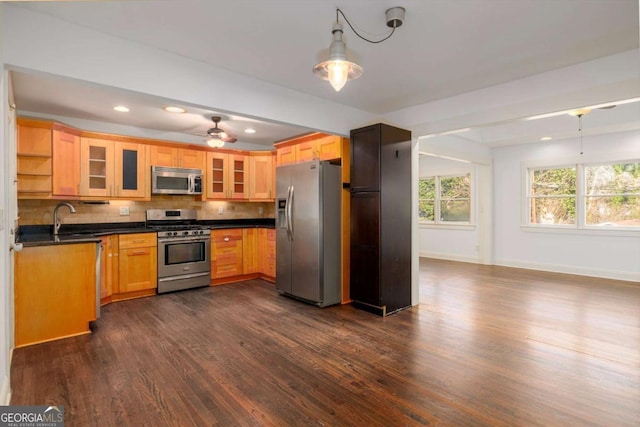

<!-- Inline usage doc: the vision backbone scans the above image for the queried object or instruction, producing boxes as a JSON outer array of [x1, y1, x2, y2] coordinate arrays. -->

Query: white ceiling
[[7, 0, 640, 149]]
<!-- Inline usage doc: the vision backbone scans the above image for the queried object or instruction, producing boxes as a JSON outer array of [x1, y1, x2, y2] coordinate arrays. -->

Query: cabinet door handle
[[223, 237, 230, 242]]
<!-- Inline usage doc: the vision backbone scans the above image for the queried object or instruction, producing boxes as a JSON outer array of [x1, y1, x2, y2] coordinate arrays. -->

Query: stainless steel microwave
[[151, 166, 203, 195]]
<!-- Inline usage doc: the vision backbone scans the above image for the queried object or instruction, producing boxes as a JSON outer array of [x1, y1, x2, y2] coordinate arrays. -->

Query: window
[[418, 177, 435, 222], [585, 162, 640, 227], [525, 161, 640, 229], [528, 166, 576, 225], [419, 174, 471, 224]]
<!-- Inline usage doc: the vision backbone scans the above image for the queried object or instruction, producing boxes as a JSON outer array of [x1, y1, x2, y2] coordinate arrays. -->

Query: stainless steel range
[[146, 209, 211, 294]]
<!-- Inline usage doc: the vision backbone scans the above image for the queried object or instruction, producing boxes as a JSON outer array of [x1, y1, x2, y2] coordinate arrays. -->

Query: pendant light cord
[[578, 114, 584, 155], [337, 8, 397, 44]]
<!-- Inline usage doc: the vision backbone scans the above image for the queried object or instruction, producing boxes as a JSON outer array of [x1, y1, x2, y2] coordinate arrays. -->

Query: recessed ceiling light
[[113, 105, 130, 113], [540, 136, 552, 141], [244, 128, 256, 134], [163, 106, 186, 114]]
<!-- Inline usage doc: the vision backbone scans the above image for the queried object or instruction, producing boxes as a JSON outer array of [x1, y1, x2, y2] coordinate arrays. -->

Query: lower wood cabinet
[[258, 228, 275, 279], [14, 243, 97, 347], [100, 235, 119, 305], [211, 229, 244, 280], [211, 227, 275, 285], [115, 233, 157, 299], [243, 228, 259, 274]]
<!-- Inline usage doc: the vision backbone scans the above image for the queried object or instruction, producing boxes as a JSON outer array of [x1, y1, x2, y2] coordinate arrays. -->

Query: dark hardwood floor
[[11, 258, 640, 426]]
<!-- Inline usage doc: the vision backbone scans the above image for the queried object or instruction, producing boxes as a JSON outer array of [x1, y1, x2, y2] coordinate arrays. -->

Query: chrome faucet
[[53, 202, 76, 235]]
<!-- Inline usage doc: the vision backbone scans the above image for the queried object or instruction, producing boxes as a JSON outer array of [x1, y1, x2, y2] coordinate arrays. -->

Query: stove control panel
[[157, 229, 211, 239]]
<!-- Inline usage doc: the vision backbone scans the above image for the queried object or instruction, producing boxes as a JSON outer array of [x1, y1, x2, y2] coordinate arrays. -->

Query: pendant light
[[313, 7, 405, 92], [312, 22, 363, 92], [569, 108, 591, 155]]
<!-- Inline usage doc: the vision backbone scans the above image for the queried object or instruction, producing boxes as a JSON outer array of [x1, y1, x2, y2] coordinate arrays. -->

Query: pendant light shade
[[313, 22, 363, 92]]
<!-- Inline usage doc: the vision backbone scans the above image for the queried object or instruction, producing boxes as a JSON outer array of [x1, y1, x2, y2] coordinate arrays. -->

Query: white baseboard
[[1, 374, 10, 405], [419, 251, 481, 264], [495, 258, 640, 283]]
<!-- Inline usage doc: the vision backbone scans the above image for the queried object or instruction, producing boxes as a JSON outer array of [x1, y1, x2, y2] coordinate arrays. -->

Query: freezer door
[[290, 163, 321, 302], [275, 166, 292, 294]]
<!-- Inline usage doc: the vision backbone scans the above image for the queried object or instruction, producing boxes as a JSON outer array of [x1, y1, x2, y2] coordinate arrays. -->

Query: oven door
[[158, 237, 211, 278]]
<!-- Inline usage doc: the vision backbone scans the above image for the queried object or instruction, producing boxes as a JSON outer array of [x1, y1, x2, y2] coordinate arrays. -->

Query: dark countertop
[[17, 218, 275, 247]]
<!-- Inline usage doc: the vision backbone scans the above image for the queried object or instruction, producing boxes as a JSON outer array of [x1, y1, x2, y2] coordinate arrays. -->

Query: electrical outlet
[[119, 206, 130, 216], [217, 206, 224, 215], [258, 206, 264, 215]]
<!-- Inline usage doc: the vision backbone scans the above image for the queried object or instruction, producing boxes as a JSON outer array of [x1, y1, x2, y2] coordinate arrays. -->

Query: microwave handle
[[189, 175, 195, 193]]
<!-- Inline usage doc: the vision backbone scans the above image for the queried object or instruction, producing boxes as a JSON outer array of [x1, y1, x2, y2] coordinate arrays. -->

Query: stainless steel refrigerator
[[276, 160, 341, 307]]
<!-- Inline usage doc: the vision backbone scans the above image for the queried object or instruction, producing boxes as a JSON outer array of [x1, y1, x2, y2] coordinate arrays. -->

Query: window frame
[[521, 154, 640, 234], [419, 172, 473, 226], [526, 164, 577, 228]]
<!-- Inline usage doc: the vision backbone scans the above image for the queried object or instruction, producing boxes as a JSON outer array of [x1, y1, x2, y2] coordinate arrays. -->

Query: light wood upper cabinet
[[276, 145, 295, 166], [80, 138, 114, 198], [80, 138, 149, 199], [205, 151, 248, 200], [249, 152, 274, 200], [317, 135, 343, 161], [275, 133, 346, 166], [295, 141, 316, 163], [115, 141, 149, 199], [17, 118, 83, 199], [52, 130, 81, 197], [17, 120, 52, 198], [150, 145, 204, 170]]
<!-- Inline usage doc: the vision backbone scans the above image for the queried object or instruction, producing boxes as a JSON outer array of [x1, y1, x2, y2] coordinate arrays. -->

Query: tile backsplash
[[18, 196, 275, 225]]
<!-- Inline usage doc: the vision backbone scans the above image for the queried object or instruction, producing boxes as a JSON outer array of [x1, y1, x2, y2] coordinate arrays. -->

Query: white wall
[[493, 130, 640, 282], [1, 5, 376, 137], [417, 155, 481, 263], [0, 2, 13, 403]]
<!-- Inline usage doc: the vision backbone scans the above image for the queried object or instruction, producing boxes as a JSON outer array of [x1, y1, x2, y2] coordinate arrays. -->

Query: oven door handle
[[158, 272, 211, 282], [158, 237, 209, 244]]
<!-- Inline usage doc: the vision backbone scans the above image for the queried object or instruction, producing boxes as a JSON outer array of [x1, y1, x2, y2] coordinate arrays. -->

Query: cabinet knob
[[223, 237, 230, 242]]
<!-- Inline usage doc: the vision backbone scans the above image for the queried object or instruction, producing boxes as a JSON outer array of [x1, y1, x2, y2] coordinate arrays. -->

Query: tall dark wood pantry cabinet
[[349, 123, 412, 315]]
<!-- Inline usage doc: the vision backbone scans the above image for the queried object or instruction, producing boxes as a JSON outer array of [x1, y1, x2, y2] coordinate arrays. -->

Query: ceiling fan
[[205, 116, 237, 147]]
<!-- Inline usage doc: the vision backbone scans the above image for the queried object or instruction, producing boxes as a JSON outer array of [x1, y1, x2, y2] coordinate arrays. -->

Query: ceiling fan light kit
[[313, 7, 405, 92], [205, 116, 237, 147]]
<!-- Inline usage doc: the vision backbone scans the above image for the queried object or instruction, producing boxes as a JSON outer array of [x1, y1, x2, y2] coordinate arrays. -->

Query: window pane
[[586, 195, 640, 226], [440, 175, 470, 199], [530, 197, 576, 224], [585, 162, 640, 195], [419, 177, 436, 199], [419, 200, 435, 222], [441, 200, 470, 222], [531, 167, 576, 196]]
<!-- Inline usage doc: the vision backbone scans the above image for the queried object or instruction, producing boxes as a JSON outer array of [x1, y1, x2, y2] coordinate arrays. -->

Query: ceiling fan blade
[[222, 136, 237, 143]]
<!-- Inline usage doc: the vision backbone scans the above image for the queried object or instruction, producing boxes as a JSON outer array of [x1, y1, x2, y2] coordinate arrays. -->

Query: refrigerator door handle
[[285, 185, 292, 240], [287, 185, 294, 239]]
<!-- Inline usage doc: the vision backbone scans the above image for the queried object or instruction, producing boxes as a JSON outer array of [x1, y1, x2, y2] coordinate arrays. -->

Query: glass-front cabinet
[[80, 137, 149, 199], [205, 151, 248, 200]]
